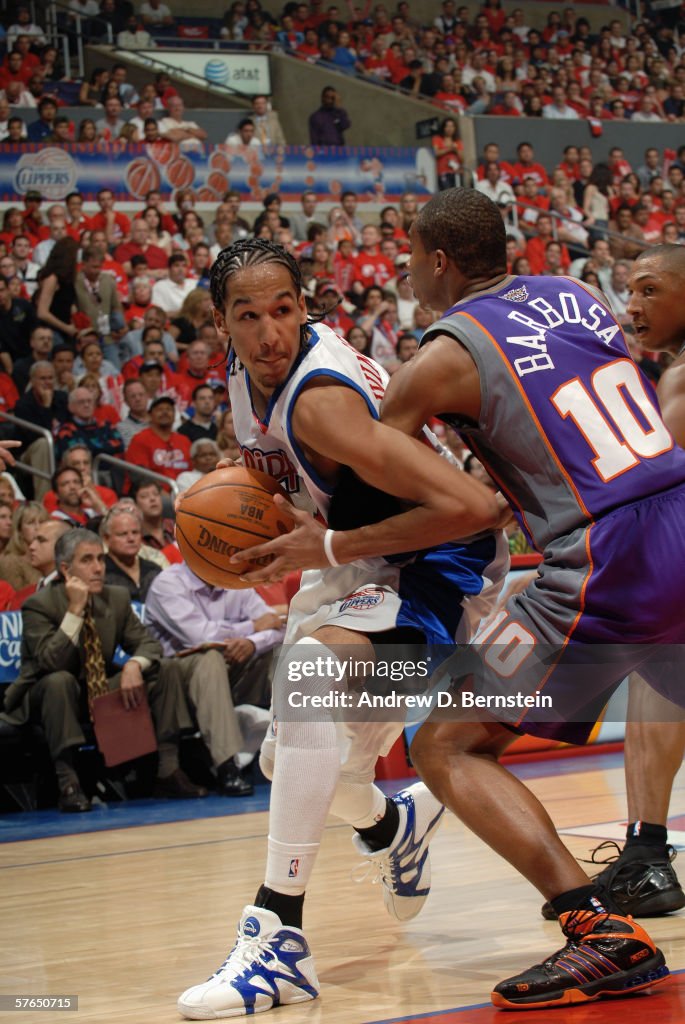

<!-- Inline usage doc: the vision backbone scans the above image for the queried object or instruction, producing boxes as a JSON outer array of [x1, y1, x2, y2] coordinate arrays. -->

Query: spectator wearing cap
[[125, 395, 191, 482], [178, 383, 217, 445], [314, 280, 354, 338], [151, 254, 195, 316], [399, 59, 436, 98], [137, 360, 167, 403]]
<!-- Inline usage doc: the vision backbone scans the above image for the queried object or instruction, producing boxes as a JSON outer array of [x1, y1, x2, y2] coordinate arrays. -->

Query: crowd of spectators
[[0, 129, 678, 577], [0, 0, 684, 145], [0, 0, 684, 809]]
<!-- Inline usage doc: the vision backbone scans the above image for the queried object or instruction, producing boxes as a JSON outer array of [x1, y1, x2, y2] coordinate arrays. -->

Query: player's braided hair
[[210, 238, 304, 313], [209, 238, 337, 373], [209, 239, 314, 371]]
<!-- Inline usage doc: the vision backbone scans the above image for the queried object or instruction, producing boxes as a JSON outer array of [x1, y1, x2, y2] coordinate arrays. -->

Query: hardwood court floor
[[1, 756, 684, 1024]]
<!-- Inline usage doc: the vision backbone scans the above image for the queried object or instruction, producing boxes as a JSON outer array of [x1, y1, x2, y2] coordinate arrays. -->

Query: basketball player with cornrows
[[177, 238, 510, 1018], [237, 192, 685, 1010]]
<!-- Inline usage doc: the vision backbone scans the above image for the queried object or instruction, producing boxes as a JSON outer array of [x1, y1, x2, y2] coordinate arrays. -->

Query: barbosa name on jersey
[[504, 290, 621, 378]]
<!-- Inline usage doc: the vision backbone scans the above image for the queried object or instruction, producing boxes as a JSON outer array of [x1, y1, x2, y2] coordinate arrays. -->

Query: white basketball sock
[[330, 779, 388, 829], [264, 639, 342, 896]]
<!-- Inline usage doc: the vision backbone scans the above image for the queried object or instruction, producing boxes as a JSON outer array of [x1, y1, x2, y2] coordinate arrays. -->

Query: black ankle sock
[[254, 886, 305, 929], [353, 797, 400, 852], [625, 821, 668, 853], [550, 884, 614, 918]]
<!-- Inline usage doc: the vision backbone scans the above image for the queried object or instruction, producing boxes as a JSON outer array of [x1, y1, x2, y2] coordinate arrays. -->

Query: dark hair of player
[[414, 187, 507, 280]]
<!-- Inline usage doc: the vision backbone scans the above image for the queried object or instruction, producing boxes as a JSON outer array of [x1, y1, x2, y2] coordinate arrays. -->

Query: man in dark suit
[[0, 528, 205, 811]]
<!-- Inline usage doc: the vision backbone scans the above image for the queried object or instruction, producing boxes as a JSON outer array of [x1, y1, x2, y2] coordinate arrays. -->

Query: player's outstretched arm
[[235, 381, 500, 580], [380, 334, 481, 435]]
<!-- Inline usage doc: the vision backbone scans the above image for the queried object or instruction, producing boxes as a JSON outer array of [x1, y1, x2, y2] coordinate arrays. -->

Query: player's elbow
[[438, 486, 501, 539]]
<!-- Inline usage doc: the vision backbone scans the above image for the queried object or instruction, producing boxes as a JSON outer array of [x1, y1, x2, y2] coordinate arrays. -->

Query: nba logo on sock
[[288, 858, 300, 877]]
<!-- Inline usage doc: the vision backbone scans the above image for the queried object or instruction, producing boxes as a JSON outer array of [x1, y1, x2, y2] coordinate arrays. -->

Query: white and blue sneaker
[[177, 906, 319, 1019], [352, 782, 445, 922]]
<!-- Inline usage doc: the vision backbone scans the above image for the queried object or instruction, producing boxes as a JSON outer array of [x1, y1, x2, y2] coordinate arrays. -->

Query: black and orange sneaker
[[491, 909, 669, 1010]]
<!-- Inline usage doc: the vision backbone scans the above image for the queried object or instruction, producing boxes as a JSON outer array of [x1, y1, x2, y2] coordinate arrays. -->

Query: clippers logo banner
[[0, 143, 433, 202]]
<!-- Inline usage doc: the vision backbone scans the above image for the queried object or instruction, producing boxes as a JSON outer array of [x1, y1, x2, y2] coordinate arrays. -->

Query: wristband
[[323, 528, 340, 567]]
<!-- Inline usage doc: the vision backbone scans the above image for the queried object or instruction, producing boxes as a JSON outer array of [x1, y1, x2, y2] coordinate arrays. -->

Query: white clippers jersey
[[228, 323, 389, 521]]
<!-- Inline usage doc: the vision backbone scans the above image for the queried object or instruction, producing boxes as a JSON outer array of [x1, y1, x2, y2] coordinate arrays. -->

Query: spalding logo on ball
[[175, 466, 293, 589]]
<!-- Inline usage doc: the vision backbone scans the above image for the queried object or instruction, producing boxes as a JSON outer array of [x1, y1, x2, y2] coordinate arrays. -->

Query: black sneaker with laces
[[492, 908, 669, 1009], [541, 841, 685, 920]]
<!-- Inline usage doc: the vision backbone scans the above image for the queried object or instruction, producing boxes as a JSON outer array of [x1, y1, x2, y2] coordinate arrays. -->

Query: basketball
[[175, 466, 293, 589]]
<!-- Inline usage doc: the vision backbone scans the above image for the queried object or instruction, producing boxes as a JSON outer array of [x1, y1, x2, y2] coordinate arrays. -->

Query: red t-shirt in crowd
[[511, 161, 550, 188], [525, 235, 571, 275], [353, 250, 395, 289], [114, 241, 169, 271], [0, 372, 19, 411], [43, 483, 118, 514], [88, 211, 131, 245], [125, 427, 192, 480]]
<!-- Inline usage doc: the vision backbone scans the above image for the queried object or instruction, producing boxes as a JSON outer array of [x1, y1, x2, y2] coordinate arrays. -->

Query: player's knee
[[412, 721, 513, 774]]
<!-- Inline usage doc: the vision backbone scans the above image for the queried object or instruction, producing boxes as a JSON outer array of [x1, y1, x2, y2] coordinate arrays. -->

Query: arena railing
[[0, 411, 55, 487], [92, 452, 179, 502], [46, 0, 113, 78]]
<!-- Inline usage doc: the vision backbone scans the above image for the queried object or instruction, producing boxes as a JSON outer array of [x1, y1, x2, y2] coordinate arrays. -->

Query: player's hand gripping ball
[[175, 467, 293, 588]]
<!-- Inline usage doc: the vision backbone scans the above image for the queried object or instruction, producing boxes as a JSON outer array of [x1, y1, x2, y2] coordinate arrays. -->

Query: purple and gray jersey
[[423, 274, 685, 551]]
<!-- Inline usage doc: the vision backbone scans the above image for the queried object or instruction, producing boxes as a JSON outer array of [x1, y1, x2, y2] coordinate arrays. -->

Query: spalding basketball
[[175, 467, 293, 589]]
